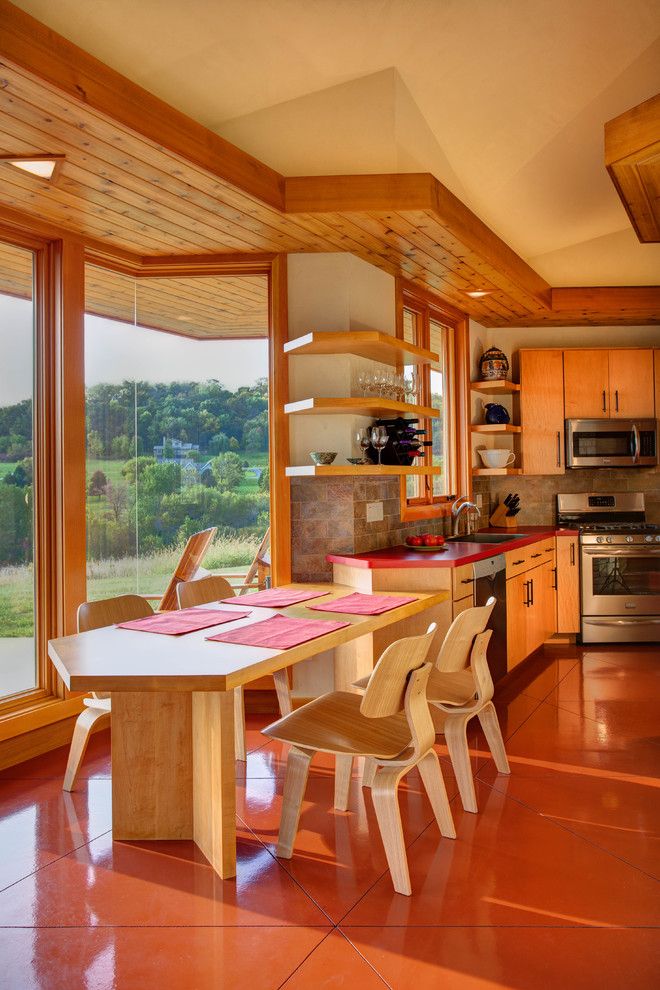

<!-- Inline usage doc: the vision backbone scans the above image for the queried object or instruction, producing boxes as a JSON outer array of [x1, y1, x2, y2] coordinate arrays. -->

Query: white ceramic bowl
[[478, 448, 515, 468]]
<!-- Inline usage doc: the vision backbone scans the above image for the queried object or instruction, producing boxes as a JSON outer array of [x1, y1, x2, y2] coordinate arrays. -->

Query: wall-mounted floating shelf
[[285, 397, 440, 418], [472, 467, 523, 476], [286, 464, 442, 478], [471, 424, 522, 434], [471, 380, 521, 395], [284, 330, 439, 367]]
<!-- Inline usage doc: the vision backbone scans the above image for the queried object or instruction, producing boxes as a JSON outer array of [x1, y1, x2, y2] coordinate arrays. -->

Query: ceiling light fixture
[[1, 154, 65, 180], [465, 290, 492, 298]]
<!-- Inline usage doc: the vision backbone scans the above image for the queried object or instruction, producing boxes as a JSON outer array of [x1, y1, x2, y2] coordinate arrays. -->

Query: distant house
[[153, 437, 200, 463]]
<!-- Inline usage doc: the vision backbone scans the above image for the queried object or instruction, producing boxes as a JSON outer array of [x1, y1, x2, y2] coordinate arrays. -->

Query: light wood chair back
[[435, 597, 495, 673], [360, 623, 437, 719], [158, 527, 217, 611], [468, 629, 495, 705], [176, 574, 235, 609], [77, 594, 153, 632]]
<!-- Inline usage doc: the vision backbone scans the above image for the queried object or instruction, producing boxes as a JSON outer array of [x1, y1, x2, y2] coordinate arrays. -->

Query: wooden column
[[269, 253, 292, 585]]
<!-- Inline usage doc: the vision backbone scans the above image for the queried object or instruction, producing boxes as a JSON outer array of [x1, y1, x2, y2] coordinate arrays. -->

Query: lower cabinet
[[556, 535, 580, 633], [506, 559, 557, 671]]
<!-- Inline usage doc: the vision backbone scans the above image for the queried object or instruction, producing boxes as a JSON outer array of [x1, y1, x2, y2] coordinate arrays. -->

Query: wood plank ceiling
[[0, 1, 658, 327]]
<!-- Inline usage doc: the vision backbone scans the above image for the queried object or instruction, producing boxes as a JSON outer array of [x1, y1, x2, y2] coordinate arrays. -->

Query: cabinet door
[[563, 349, 609, 418], [608, 350, 655, 418], [541, 560, 557, 642], [520, 349, 565, 475], [556, 535, 579, 633], [506, 571, 531, 671]]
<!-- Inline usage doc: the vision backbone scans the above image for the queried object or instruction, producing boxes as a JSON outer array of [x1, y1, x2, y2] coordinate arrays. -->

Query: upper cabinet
[[564, 348, 655, 419], [520, 349, 565, 475]]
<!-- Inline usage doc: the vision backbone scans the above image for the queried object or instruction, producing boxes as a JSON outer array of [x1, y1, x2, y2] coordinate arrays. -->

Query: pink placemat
[[206, 614, 349, 649], [308, 592, 418, 615], [118, 607, 252, 635], [219, 587, 330, 609]]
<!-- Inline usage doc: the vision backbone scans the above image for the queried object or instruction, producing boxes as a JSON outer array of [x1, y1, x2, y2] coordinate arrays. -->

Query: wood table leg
[[111, 692, 193, 840], [334, 632, 373, 693], [192, 690, 237, 879]]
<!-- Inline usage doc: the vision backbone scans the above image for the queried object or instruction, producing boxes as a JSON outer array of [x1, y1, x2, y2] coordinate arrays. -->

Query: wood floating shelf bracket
[[284, 330, 440, 367], [470, 380, 521, 394], [471, 424, 522, 434], [284, 397, 440, 418], [285, 464, 442, 478]]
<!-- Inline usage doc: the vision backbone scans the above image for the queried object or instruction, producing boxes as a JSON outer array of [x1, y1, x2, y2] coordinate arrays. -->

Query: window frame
[[396, 277, 471, 522]]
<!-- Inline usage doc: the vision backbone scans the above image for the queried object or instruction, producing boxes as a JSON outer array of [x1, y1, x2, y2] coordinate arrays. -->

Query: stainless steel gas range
[[557, 492, 660, 643]]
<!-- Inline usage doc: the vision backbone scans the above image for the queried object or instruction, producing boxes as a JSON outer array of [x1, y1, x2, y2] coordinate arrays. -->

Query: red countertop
[[326, 526, 579, 569]]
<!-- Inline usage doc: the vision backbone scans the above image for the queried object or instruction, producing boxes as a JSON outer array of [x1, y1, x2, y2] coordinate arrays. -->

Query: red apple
[[406, 536, 423, 547], [422, 534, 437, 547], [430, 535, 445, 546]]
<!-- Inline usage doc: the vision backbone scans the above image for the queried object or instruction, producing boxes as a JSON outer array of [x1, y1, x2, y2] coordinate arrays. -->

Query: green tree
[[87, 430, 104, 459], [213, 452, 244, 491], [87, 470, 108, 496]]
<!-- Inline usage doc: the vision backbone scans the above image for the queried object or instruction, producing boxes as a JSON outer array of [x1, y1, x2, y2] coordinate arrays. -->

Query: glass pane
[[592, 556, 660, 597], [85, 268, 270, 602], [403, 308, 423, 500], [430, 319, 448, 497], [0, 242, 36, 699]]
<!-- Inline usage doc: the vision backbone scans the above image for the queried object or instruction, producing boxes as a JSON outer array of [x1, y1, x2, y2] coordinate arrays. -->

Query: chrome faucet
[[451, 495, 481, 537]]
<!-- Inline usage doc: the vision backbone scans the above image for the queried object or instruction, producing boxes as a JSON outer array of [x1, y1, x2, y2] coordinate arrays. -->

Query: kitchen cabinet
[[564, 348, 654, 419], [506, 555, 557, 671], [556, 535, 580, 633], [520, 349, 565, 475]]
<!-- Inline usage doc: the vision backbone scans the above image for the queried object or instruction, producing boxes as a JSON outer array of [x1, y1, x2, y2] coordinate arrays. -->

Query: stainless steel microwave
[[565, 419, 658, 468]]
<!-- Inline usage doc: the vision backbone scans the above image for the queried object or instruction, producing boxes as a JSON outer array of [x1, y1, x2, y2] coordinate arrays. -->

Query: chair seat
[[427, 668, 477, 706], [263, 691, 412, 758]]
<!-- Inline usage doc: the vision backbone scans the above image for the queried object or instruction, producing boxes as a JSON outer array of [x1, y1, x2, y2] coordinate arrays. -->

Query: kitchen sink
[[446, 533, 530, 543]]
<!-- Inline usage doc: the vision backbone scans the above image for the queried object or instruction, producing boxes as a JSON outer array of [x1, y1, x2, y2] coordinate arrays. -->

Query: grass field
[[0, 462, 18, 481], [0, 532, 262, 637]]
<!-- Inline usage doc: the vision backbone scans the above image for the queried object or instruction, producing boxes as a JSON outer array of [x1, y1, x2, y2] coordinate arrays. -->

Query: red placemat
[[117, 607, 252, 635], [206, 614, 349, 649], [219, 587, 330, 608], [308, 592, 417, 615]]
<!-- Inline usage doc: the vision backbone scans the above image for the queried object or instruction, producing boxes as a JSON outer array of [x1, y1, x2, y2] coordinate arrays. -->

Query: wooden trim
[[605, 94, 660, 243], [0, 695, 84, 744], [0, 711, 88, 772], [0, 0, 284, 210], [269, 254, 291, 586]]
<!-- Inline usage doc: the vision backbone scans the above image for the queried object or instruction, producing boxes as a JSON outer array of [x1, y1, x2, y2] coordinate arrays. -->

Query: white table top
[[48, 584, 449, 692]]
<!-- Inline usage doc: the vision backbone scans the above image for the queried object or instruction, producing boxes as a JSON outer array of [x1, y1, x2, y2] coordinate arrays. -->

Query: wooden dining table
[[48, 582, 449, 880]]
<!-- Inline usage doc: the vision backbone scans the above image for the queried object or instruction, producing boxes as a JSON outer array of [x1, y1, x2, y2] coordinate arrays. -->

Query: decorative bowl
[[310, 451, 337, 465], [477, 447, 516, 468], [347, 457, 369, 465]]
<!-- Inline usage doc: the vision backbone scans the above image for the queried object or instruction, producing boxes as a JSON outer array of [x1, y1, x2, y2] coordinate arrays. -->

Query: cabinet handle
[[530, 577, 534, 606], [615, 389, 619, 412], [552, 567, 557, 590], [461, 578, 474, 584], [556, 431, 561, 467], [544, 547, 553, 552], [602, 389, 606, 413], [570, 543, 575, 566], [512, 559, 525, 566], [531, 553, 542, 558], [523, 580, 530, 607]]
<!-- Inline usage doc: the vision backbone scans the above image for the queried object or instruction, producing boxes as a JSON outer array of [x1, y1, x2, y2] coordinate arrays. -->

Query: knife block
[[489, 503, 518, 528]]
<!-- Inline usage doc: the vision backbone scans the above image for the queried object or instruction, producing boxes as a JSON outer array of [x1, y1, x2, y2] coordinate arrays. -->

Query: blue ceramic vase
[[484, 402, 510, 424]]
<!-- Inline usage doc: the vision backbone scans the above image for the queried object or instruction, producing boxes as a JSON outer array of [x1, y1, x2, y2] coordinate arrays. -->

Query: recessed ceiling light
[[1, 154, 65, 180], [465, 290, 492, 298]]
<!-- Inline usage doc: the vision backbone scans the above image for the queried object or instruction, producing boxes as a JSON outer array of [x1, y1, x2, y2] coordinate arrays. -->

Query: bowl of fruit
[[405, 533, 447, 551]]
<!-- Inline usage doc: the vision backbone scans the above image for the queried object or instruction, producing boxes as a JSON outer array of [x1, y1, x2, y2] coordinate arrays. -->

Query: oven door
[[581, 546, 660, 616]]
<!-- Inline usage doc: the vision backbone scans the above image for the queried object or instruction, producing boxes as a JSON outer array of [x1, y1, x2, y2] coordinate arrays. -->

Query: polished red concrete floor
[[1, 645, 659, 988]]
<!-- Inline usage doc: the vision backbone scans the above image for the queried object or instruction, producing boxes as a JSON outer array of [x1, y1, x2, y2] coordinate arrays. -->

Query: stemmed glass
[[371, 425, 388, 465], [356, 428, 371, 462]]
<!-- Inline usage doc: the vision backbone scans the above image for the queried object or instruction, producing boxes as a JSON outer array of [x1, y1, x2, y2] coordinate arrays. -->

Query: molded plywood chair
[[157, 527, 217, 611], [176, 574, 293, 761], [359, 598, 510, 813], [263, 623, 456, 896], [62, 594, 154, 791]]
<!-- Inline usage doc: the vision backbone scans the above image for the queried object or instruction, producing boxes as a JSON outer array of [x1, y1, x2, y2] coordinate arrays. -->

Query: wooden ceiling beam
[[0, 0, 285, 211], [479, 286, 660, 327], [605, 94, 660, 243]]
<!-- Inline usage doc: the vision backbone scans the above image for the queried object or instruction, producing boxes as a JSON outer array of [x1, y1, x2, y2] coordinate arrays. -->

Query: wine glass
[[356, 428, 371, 461], [371, 425, 388, 465]]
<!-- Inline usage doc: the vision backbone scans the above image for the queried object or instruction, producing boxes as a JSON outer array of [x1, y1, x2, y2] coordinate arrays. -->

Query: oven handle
[[584, 617, 660, 626], [582, 548, 660, 556], [632, 422, 640, 463]]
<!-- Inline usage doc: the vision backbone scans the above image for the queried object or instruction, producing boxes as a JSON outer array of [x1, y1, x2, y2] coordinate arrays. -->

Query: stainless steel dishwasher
[[472, 554, 507, 682]]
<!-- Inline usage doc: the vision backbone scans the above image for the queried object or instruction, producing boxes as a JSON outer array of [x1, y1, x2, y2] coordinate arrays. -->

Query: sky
[[0, 296, 269, 405]]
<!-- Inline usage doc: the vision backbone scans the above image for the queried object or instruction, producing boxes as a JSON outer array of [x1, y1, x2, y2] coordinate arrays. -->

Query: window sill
[[0, 695, 85, 743]]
